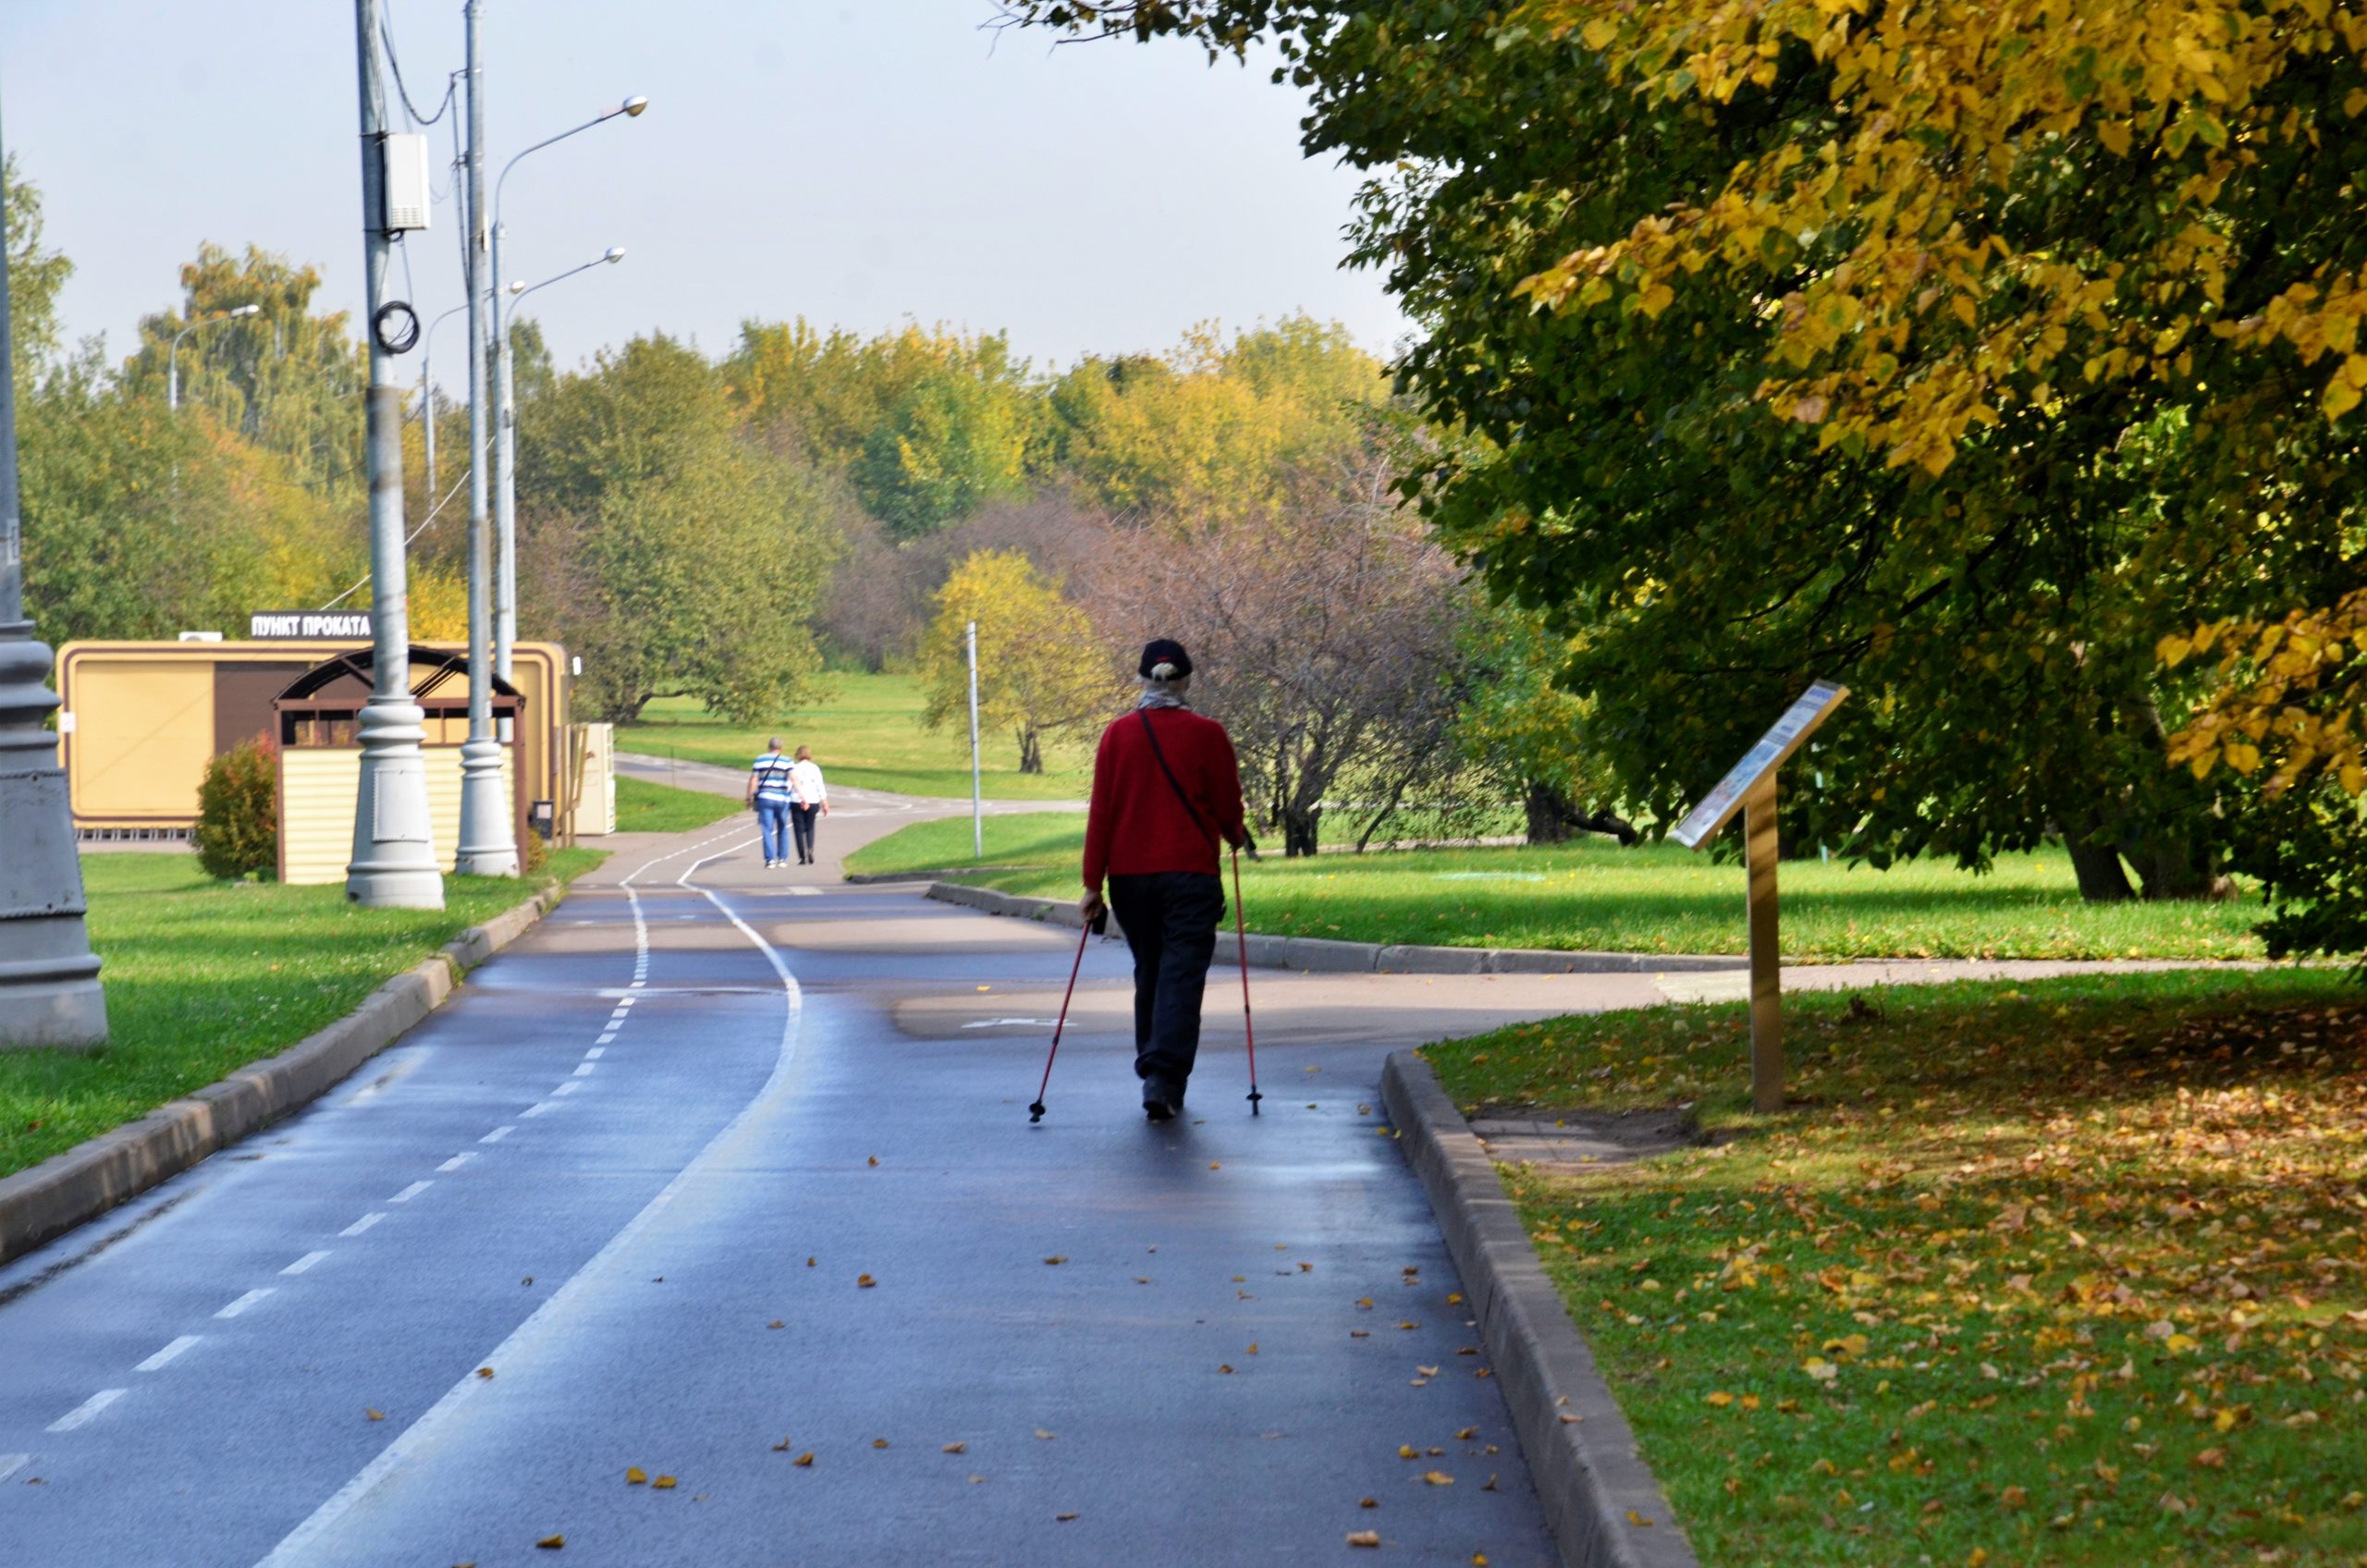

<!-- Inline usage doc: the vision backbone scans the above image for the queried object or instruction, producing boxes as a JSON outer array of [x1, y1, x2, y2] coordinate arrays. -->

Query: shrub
[[193, 734, 278, 880]]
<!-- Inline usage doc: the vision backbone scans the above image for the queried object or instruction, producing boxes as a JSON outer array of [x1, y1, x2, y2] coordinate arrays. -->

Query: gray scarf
[[1137, 683, 1189, 711]]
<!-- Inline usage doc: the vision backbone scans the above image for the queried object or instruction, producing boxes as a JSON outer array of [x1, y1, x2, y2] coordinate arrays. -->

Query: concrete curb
[[0, 883, 566, 1268], [921, 881, 1747, 975], [1382, 1050, 1699, 1568]]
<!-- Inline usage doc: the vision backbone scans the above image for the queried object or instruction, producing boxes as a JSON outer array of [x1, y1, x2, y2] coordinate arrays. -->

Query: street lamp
[[489, 94, 646, 680], [166, 303, 261, 410]]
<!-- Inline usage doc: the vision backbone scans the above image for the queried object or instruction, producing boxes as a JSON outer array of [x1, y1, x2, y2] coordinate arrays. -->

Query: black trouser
[[790, 803, 820, 863], [1107, 871, 1225, 1086]]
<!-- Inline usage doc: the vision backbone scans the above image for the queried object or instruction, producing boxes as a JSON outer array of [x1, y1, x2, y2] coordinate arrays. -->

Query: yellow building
[[55, 641, 580, 875]]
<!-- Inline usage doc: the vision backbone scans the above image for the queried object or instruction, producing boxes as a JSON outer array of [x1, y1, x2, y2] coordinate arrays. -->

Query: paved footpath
[[0, 804, 1652, 1567]]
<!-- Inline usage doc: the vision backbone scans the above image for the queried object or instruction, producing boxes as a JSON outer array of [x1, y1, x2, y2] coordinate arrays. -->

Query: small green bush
[[193, 734, 278, 880]]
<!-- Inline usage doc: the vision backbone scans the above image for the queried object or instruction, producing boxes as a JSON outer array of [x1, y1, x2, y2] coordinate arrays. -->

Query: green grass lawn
[[613, 774, 745, 835], [845, 814, 2267, 962], [1424, 970, 2367, 1566], [0, 849, 604, 1180], [615, 674, 1093, 801]]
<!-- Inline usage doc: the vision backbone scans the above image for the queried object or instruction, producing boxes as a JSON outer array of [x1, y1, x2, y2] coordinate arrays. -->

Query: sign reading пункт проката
[[247, 611, 374, 641]]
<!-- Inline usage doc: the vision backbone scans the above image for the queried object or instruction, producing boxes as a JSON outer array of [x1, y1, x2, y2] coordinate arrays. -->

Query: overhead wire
[[318, 465, 473, 610], [380, 14, 454, 127]]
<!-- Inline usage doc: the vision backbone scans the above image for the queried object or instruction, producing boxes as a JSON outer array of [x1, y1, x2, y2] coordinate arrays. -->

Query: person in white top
[[787, 745, 829, 866]]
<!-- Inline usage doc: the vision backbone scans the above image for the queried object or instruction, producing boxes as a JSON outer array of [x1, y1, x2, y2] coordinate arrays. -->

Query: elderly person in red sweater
[[1079, 638, 1248, 1122]]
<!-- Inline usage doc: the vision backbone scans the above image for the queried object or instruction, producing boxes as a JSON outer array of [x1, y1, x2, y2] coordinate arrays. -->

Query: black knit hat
[[1138, 638, 1193, 680]]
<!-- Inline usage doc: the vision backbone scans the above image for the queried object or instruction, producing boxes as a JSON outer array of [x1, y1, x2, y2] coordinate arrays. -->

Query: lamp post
[[166, 303, 260, 410], [0, 83, 106, 1049], [417, 301, 469, 498], [494, 249, 623, 692], [346, 0, 443, 908], [490, 93, 646, 680], [451, 0, 515, 877]]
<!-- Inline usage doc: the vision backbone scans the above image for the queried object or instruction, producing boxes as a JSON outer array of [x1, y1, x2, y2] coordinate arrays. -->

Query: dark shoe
[[1143, 1077, 1180, 1122]]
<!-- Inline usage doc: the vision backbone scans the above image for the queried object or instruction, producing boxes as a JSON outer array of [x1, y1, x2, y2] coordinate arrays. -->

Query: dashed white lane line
[[45, 1390, 126, 1433], [435, 1154, 476, 1173], [630, 980, 645, 989], [596, 1033, 619, 1045], [571, 1062, 596, 1077], [790, 886, 821, 897], [583, 1047, 605, 1060], [480, 1125, 515, 1144], [282, 1251, 331, 1277], [520, 1101, 558, 1118], [136, 1336, 202, 1373], [0, 1453, 29, 1483], [339, 1213, 386, 1238], [551, 1081, 583, 1096], [258, 836, 793, 1568], [390, 1181, 432, 1204], [215, 1289, 274, 1320]]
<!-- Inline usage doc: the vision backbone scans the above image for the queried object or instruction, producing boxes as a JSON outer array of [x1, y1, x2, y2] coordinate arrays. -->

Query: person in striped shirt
[[746, 739, 797, 868]]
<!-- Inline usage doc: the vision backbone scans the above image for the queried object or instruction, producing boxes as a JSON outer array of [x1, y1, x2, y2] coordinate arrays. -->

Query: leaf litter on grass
[[1428, 969, 2367, 1566]]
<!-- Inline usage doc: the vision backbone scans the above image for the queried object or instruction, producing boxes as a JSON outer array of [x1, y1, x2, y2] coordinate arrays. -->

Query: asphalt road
[[0, 818, 1602, 1567]]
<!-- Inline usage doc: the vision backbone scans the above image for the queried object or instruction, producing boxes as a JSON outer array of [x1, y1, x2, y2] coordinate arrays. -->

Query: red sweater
[[1082, 706, 1247, 887]]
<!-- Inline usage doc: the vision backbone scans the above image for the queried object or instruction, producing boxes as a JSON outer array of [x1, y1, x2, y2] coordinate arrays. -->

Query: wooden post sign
[[1670, 680, 1849, 1112]]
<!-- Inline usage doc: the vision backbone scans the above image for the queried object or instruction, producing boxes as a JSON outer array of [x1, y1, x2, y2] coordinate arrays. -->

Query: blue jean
[[755, 798, 791, 863]]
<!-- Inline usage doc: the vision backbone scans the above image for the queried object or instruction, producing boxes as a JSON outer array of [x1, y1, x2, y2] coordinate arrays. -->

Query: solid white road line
[[281, 1251, 331, 1276], [339, 1213, 386, 1238], [435, 1154, 475, 1173], [255, 849, 803, 1568], [0, 1453, 29, 1483], [479, 1125, 515, 1144], [48, 1390, 127, 1432], [389, 1182, 432, 1204], [215, 1289, 274, 1319], [136, 1336, 202, 1372]]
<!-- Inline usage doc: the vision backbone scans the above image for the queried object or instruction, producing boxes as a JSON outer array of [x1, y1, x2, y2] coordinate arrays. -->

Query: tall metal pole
[[0, 83, 107, 1049], [420, 348, 435, 498], [492, 214, 516, 684], [346, 0, 445, 908], [451, 0, 516, 876], [966, 619, 984, 861]]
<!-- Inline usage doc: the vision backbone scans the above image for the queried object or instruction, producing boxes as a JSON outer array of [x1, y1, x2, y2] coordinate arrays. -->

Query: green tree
[[854, 371, 1030, 540], [120, 243, 367, 496], [517, 334, 838, 724], [1006, 0, 2367, 913], [1454, 600, 1632, 846], [921, 549, 1113, 773]]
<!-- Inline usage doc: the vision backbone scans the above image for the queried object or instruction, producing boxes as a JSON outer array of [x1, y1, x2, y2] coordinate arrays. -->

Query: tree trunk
[[1524, 781, 1574, 845], [1017, 727, 1042, 775], [2120, 828, 2217, 901], [1282, 804, 1322, 858], [2062, 834, 2136, 901]]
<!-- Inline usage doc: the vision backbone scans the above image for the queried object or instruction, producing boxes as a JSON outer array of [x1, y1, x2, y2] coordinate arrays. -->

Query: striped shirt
[[751, 751, 795, 804]]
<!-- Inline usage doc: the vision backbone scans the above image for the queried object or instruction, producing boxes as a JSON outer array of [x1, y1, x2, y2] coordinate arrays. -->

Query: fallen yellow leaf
[[793, 1452, 815, 1467], [1705, 1391, 1734, 1407], [476, 1366, 496, 1379], [652, 1476, 677, 1489], [1218, 1364, 1235, 1374], [1044, 1256, 1067, 1266], [871, 1439, 889, 1450], [857, 1274, 877, 1288], [1627, 1510, 1653, 1527], [626, 1466, 647, 1484], [1347, 1531, 1381, 1548], [535, 1537, 564, 1550], [1036, 1428, 1056, 1439], [365, 1408, 385, 1421], [767, 1319, 784, 1329], [943, 1442, 966, 1454], [1399, 1444, 1418, 1459], [1422, 1470, 1455, 1486], [1359, 1497, 1378, 1508], [1056, 1512, 1080, 1522], [771, 1438, 791, 1452], [867, 1156, 878, 1166]]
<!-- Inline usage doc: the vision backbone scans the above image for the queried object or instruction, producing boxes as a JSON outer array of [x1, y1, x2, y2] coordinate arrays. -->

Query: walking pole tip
[[1028, 1101, 1047, 1123]]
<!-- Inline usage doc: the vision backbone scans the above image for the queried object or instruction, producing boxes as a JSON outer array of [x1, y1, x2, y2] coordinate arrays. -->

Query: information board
[[1670, 680, 1848, 849]]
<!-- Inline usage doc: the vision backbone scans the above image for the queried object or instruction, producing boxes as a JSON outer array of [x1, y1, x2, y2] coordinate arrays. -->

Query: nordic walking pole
[[1028, 919, 1095, 1123], [1231, 844, 1262, 1115]]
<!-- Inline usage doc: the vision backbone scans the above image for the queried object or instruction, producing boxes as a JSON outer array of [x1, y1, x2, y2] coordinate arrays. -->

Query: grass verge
[[0, 849, 604, 1180], [614, 774, 744, 835], [615, 675, 1092, 801], [1424, 969, 2367, 1566], [846, 813, 2265, 962]]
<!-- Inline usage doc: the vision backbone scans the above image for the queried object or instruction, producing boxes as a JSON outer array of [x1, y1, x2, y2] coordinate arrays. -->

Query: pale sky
[[0, 1, 1409, 391]]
